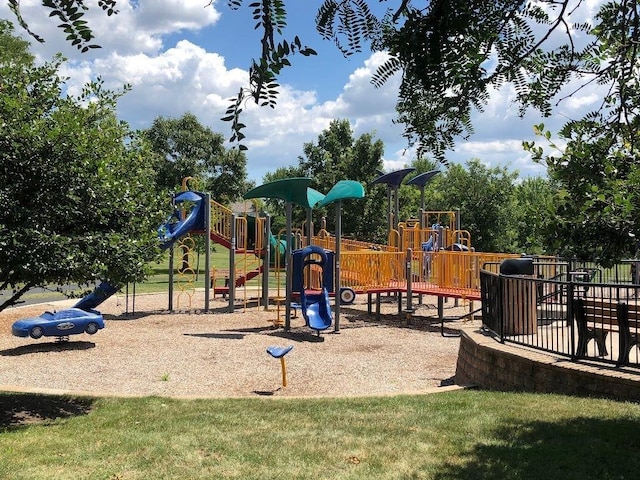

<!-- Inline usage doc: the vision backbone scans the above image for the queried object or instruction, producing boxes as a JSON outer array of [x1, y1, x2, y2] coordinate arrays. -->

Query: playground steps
[[211, 264, 264, 296]]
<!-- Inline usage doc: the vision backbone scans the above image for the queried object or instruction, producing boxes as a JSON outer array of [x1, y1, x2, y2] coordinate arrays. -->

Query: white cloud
[[0, 0, 220, 60], [458, 140, 525, 155], [0, 0, 609, 184], [563, 92, 601, 111]]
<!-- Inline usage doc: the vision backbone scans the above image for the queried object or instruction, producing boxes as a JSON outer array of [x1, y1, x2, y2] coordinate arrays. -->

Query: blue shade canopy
[[316, 180, 365, 208], [243, 177, 325, 209], [371, 168, 416, 187], [405, 170, 440, 188]]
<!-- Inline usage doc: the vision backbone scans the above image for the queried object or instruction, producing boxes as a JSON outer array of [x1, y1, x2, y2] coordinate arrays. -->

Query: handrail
[[210, 200, 233, 243]]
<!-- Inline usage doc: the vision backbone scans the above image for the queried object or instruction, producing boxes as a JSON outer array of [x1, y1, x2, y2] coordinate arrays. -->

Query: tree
[[226, 0, 640, 161], [0, 21, 166, 311], [143, 113, 250, 204], [527, 121, 640, 265], [522, 0, 640, 265], [435, 160, 519, 253], [11, 1, 640, 262], [10, 2, 637, 155], [8, 0, 118, 53], [297, 119, 387, 243], [511, 176, 556, 255]]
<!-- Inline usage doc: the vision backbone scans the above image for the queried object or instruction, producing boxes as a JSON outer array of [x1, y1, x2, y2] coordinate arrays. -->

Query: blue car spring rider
[[292, 245, 334, 335]]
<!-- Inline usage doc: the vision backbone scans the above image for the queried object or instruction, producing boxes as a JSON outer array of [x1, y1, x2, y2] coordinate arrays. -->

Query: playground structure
[[148, 172, 520, 330], [14, 169, 522, 340], [235, 172, 519, 333]]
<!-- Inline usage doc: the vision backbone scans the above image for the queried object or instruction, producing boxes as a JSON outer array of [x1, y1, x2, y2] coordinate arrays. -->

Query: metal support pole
[[204, 193, 211, 313], [455, 207, 461, 307], [405, 248, 413, 314], [262, 214, 271, 310], [394, 186, 400, 230], [228, 213, 236, 312], [306, 208, 313, 247], [387, 187, 393, 233], [334, 201, 342, 333], [168, 193, 175, 312], [280, 357, 288, 387], [168, 245, 174, 312], [285, 202, 293, 331]]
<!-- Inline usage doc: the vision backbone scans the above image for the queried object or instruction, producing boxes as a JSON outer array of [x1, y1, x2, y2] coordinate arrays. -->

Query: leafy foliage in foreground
[[0, 21, 166, 311], [523, 2, 640, 265], [8, 0, 118, 53]]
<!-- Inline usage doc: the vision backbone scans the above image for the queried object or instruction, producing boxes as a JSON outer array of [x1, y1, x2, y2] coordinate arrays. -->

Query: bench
[[573, 298, 640, 365]]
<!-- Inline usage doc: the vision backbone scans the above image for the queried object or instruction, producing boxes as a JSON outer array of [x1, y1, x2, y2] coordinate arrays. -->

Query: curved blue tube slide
[[74, 191, 206, 311]]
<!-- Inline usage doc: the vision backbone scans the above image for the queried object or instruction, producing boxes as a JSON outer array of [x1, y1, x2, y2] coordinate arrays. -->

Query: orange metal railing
[[312, 230, 398, 252], [207, 207, 521, 298], [340, 250, 406, 291], [397, 223, 472, 252], [337, 249, 521, 294]]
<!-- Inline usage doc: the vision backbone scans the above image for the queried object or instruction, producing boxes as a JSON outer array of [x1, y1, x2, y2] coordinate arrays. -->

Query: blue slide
[[300, 287, 333, 335], [156, 191, 206, 249], [74, 191, 206, 311], [293, 245, 333, 335]]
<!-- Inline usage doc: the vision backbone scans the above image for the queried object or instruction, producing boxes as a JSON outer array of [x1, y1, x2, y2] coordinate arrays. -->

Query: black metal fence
[[480, 258, 640, 368]]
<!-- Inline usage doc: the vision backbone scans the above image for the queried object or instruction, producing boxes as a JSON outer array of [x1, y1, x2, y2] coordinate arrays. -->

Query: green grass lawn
[[1, 390, 640, 479]]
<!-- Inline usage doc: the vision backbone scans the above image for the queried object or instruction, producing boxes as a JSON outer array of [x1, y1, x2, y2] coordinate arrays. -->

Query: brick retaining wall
[[455, 326, 640, 402]]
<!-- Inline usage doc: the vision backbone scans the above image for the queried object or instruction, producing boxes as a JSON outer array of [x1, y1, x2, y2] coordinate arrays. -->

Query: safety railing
[[340, 250, 406, 291], [210, 200, 233, 243], [312, 231, 399, 252], [397, 223, 472, 253], [480, 264, 640, 368], [338, 249, 519, 294]]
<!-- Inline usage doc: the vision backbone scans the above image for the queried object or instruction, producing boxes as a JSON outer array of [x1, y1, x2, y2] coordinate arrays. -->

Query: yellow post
[[280, 357, 288, 387]]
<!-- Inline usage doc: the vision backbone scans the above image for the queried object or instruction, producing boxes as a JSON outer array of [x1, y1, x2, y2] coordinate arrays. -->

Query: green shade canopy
[[243, 177, 325, 209], [316, 180, 365, 208]]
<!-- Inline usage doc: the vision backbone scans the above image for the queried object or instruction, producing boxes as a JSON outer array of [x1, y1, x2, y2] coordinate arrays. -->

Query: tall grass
[[2, 390, 640, 479]]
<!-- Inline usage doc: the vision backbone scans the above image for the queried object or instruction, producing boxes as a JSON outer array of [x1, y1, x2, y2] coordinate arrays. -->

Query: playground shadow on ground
[[183, 332, 246, 340], [0, 393, 94, 430], [103, 311, 159, 321], [0, 341, 95, 357], [340, 306, 440, 329], [267, 328, 326, 343]]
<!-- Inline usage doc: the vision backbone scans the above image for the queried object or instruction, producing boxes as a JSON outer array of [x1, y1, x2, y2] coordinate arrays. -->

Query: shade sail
[[316, 180, 365, 208], [243, 177, 325, 209], [371, 168, 416, 187], [405, 169, 440, 188]]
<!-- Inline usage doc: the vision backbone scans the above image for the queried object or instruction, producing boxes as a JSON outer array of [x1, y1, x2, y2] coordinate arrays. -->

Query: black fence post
[[498, 273, 504, 342], [567, 281, 575, 359]]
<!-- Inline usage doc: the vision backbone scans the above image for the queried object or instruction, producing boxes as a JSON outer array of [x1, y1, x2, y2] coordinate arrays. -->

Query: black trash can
[[500, 258, 536, 335]]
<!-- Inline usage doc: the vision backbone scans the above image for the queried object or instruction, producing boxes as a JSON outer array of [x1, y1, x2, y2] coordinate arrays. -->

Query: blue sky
[[1, 1, 604, 184]]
